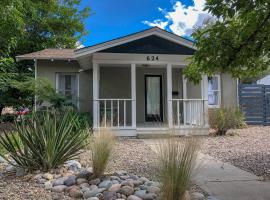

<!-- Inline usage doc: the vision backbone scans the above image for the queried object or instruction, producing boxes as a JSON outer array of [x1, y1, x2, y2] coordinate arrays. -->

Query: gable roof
[[16, 48, 75, 61], [75, 27, 195, 57], [99, 35, 195, 55], [16, 27, 196, 61]]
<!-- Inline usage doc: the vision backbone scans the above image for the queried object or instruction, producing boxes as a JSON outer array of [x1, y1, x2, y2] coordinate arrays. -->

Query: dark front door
[[145, 75, 163, 122]]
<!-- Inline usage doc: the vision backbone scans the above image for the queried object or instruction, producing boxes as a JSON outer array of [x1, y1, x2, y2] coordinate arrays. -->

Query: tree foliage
[[184, 0, 270, 83], [0, 0, 90, 112]]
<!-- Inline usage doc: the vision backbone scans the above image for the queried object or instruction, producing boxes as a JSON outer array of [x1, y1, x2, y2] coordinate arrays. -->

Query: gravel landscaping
[[201, 126, 270, 180], [0, 138, 206, 200]]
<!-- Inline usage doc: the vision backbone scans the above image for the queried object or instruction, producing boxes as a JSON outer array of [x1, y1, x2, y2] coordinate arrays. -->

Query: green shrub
[[0, 110, 89, 171], [209, 108, 246, 136], [91, 129, 115, 178], [157, 137, 200, 200]]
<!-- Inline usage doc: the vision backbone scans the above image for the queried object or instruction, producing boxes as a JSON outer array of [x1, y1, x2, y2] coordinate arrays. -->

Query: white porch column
[[201, 75, 209, 126], [167, 64, 173, 128], [93, 62, 100, 129], [182, 75, 187, 126], [131, 63, 136, 128]]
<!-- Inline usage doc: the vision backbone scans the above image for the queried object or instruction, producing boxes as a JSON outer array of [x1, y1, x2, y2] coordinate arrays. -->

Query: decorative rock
[[121, 180, 134, 188], [144, 181, 154, 186], [118, 186, 134, 196], [66, 160, 81, 172], [80, 182, 90, 188], [111, 176, 121, 181], [103, 191, 117, 200], [129, 174, 139, 180], [77, 178, 88, 185], [132, 180, 142, 187], [108, 184, 121, 192], [127, 195, 143, 200], [142, 193, 157, 200], [51, 185, 68, 193], [147, 186, 160, 194], [89, 178, 101, 185], [54, 174, 62, 179], [5, 165, 16, 173], [16, 167, 26, 177], [87, 198, 99, 200], [64, 176, 76, 186], [53, 177, 68, 186], [191, 192, 205, 200], [43, 173, 54, 180], [112, 180, 120, 184], [69, 188, 83, 198], [114, 170, 128, 176], [44, 181, 53, 190], [37, 178, 47, 184], [138, 177, 149, 184], [134, 190, 146, 199], [98, 180, 112, 189], [77, 170, 93, 179], [83, 188, 106, 199], [139, 185, 148, 190], [89, 185, 99, 190], [65, 185, 80, 192]]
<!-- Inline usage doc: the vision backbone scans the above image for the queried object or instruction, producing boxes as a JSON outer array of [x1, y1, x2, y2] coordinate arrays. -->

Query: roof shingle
[[16, 48, 75, 61]]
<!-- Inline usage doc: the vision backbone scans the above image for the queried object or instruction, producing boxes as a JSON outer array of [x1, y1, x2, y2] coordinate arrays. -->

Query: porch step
[[136, 127, 171, 139], [136, 127, 209, 138]]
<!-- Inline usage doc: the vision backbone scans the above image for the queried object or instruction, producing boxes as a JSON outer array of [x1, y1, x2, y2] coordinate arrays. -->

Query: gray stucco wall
[[36, 60, 238, 123], [36, 60, 92, 112], [220, 73, 238, 108], [98, 66, 183, 124]]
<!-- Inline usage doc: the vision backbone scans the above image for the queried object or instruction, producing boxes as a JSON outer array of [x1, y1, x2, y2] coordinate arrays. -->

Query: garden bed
[[201, 126, 270, 180]]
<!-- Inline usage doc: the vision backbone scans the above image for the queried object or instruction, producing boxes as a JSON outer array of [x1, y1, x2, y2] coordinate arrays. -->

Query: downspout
[[34, 59, 37, 111]]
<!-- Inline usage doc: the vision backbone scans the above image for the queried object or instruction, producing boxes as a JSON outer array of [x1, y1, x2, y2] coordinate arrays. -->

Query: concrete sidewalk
[[143, 139, 270, 200]]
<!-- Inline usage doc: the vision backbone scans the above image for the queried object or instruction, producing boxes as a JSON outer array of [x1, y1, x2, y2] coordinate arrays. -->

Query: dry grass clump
[[91, 129, 115, 178], [157, 136, 200, 200]]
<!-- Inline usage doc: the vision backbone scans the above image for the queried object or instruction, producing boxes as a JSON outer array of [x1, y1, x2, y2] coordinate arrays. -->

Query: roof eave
[[74, 27, 196, 58], [16, 56, 77, 62]]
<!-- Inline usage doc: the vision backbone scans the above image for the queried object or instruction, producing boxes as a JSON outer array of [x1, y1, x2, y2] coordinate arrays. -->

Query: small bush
[[157, 136, 200, 200], [209, 108, 246, 136], [0, 110, 89, 171], [91, 129, 115, 178]]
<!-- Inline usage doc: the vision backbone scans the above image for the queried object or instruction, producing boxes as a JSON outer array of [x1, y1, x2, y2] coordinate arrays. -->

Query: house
[[16, 27, 238, 136]]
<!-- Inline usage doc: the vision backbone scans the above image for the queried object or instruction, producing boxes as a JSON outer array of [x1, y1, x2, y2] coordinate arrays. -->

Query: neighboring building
[[16, 27, 238, 136], [257, 75, 270, 85]]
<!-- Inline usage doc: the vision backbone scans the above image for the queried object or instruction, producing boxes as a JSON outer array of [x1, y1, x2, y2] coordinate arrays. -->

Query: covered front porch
[[92, 53, 209, 136]]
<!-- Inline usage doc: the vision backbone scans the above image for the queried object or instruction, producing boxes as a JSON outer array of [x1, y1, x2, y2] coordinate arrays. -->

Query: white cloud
[[143, 19, 169, 29], [143, 0, 212, 36]]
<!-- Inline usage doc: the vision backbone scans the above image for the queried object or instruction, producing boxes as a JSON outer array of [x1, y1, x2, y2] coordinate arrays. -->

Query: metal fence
[[239, 84, 270, 125]]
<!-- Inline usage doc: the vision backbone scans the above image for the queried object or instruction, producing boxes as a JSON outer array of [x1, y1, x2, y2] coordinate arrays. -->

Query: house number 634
[[146, 56, 159, 61]]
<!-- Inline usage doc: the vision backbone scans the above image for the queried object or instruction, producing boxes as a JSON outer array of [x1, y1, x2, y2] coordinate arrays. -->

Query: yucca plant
[[0, 110, 89, 171], [157, 136, 200, 200], [91, 129, 115, 178]]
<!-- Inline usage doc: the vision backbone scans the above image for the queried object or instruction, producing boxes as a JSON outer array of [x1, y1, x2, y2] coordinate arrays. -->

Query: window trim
[[208, 74, 221, 108], [55, 72, 79, 108]]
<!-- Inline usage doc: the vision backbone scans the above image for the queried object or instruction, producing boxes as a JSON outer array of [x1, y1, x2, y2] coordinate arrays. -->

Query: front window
[[208, 75, 221, 107], [57, 73, 78, 107]]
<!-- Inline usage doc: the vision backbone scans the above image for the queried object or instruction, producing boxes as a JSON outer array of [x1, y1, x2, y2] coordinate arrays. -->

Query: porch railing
[[172, 99, 208, 127], [95, 99, 133, 128]]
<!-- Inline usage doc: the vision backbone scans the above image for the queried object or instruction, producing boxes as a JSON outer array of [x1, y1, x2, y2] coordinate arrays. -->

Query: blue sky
[[79, 0, 211, 47]]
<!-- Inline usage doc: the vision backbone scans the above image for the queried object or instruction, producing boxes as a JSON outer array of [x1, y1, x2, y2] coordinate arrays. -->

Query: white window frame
[[208, 74, 221, 108], [55, 72, 79, 109]]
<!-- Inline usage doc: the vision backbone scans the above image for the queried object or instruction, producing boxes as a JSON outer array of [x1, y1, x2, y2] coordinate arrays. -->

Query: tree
[[184, 0, 270, 83], [0, 0, 90, 114]]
